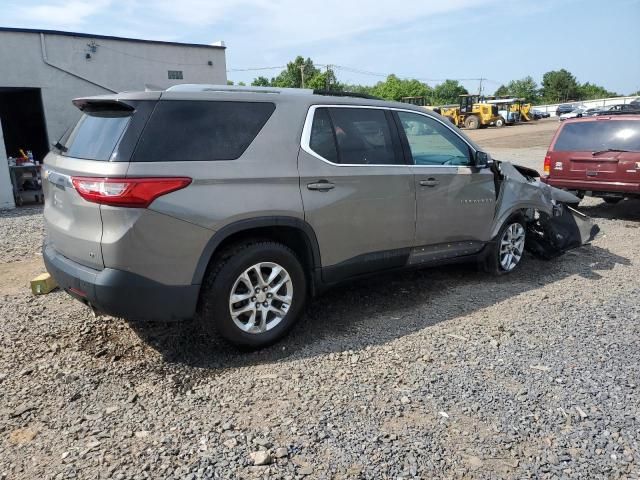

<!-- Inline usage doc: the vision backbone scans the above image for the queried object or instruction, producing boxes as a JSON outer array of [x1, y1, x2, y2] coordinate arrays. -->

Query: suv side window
[[397, 111, 471, 166], [309, 108, 339, 163], [309, 107, 401, 165], [330, 108, 400, 165], [133, 100, 275, 161]]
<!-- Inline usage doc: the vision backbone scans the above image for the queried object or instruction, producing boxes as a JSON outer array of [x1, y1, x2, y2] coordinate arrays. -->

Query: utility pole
[[325, 64, 331, 90], [299, 65, 305, 88], [478, 78, 485, 97]]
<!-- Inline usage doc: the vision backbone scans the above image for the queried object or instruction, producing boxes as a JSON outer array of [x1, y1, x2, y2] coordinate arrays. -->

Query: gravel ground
[[1, 121, 639, 479], [0, 206, 44, 263]]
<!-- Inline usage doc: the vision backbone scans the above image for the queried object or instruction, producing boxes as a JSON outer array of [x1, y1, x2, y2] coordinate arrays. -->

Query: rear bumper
[[43, 243, 199, 321], [542, 177, 640, 194]]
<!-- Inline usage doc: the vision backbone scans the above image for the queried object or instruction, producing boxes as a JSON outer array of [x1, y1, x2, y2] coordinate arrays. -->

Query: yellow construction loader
[[443, 95, 504, 129], [400, 95, 504, 129]]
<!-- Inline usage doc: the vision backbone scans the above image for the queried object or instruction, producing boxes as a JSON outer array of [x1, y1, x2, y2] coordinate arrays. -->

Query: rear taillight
[[71, 177, 191, 208], [543, 154, 551, 176]]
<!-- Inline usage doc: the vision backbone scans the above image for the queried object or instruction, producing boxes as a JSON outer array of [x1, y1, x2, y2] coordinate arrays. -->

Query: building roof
[[0, 27, 225, 49]]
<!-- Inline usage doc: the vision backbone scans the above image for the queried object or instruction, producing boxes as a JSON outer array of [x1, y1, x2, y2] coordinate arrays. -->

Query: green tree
[[369, 74, 432, 101], [505, 76, 540, 103], [432, 79, 468, 105], [251, 76, 271, 87], [494, 85, 509, 97], [270, 56, 321, 88], [541, 69, 579, 103], [578, 82, 617, 100], [252, 56, 340, 90]]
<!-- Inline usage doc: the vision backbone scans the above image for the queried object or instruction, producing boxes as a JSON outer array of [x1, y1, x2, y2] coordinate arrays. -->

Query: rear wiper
[[52, 141, 68, 153], [591, 148, 632, 156]]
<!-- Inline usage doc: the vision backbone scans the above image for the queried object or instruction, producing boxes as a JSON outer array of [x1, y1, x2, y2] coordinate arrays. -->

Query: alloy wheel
[[499, 223, 525, 271], [228, 262, 293, 334]]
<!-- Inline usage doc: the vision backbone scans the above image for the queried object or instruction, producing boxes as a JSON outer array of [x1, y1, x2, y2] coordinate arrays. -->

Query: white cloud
[[8, 0, 112, 28], [3, 0, 502, 48], [148, 0, 498, 47]]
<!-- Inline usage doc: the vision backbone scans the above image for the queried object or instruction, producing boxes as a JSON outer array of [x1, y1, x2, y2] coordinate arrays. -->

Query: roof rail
[[165, 84, 314, 95], [313, 89, 381, 100]]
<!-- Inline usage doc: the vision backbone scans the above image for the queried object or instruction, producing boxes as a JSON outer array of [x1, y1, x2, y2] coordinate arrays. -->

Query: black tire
[[603, 197, 622, 204], [464, 115, 480, 129], [199, 241, 307, 349], [482, 215, 526, 275]]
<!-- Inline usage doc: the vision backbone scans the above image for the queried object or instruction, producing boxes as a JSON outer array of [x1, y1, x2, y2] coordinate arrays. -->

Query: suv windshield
[[554, 120, 640, 152]]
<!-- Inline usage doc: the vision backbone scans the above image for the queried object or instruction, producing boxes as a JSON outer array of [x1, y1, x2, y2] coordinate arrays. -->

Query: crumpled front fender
[[490, 161, 599, 257], [490, 162, 559, 238]]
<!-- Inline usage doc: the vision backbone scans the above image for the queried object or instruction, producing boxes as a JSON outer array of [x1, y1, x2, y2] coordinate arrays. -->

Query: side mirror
[[474, 151, 492, 168]]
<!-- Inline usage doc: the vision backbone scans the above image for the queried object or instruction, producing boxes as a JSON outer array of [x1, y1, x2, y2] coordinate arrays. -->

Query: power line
[[226, 65, 286, 72], [226, 62, 503, 87]]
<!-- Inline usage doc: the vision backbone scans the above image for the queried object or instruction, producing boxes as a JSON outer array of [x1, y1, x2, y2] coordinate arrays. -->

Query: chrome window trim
[[300, 104, 478, 168]]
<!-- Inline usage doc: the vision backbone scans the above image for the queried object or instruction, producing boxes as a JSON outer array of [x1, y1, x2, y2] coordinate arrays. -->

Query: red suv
[[542, 115, 640, 204]]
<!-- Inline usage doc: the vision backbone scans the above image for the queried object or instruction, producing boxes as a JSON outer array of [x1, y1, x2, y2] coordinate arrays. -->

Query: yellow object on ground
[[30, 273, 57, 295]]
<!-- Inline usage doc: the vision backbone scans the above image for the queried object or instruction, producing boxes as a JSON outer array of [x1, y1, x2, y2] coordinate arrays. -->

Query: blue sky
[[3, 0, 640, 95]]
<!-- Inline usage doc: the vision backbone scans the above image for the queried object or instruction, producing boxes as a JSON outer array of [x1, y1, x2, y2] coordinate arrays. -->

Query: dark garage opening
[[0, 87, 49, 162]]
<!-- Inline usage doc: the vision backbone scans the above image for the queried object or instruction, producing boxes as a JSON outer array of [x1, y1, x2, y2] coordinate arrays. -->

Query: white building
[[0, 27, 227, 209]]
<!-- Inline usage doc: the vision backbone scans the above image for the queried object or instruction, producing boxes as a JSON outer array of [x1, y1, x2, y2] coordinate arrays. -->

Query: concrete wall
[[533, 96, 640, 117], [0, 29, 227, 208]]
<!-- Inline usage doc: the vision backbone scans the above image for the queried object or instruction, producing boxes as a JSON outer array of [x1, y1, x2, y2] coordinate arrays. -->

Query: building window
[[168, 70, 183, 80]]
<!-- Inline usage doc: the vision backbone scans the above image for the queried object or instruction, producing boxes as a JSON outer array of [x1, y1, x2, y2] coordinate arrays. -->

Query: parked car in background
[[542, 115, 640, 204], [560, 107, 604, 120], [595, 103, 640, 115], [532, 109, 550, 119], [556, 104, 577, 117], [582, 107, 604, 117], [559, 107, 587, 121]]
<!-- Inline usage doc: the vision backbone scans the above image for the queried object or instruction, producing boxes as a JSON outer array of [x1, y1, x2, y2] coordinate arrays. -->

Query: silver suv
[[43, 85, 596, 348]]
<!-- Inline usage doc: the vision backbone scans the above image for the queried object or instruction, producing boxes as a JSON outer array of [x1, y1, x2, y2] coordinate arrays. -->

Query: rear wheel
[[483, 216, 526, 275], [464, 115, 480, 129], [199, 241, 307, 349]]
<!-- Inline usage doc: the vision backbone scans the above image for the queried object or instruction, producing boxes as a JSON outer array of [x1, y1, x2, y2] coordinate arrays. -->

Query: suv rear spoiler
[[72, 91, 162, 111], [72, 99, 135, 113]]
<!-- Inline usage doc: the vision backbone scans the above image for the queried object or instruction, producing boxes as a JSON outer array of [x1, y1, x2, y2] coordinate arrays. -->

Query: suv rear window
[[133, 101, 275, 161], [554, 120, 640, 152], [62, 112, 131, 161]]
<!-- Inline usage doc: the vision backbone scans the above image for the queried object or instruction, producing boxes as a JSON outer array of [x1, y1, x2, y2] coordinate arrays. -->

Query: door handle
[[419, 178, 439, 187], [307, 180, 335, 192]]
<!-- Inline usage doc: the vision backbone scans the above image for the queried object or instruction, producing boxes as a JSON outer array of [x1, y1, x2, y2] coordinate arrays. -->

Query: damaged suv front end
[[490, 160, 600, 259]]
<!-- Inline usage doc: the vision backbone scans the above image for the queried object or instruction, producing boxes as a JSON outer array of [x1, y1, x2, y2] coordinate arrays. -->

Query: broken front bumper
[[525, 205, 600, 259]]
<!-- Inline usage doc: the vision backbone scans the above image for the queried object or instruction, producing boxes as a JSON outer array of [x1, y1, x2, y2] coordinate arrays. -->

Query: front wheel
[[483, 216, 526, 275], [495, 116, 505, 128], [464, 115, 480, 129], [199, 241, 307, 348]]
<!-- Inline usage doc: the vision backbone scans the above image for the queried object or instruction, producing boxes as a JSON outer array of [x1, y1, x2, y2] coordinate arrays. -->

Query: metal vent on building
[[168, 70, 184, 80]]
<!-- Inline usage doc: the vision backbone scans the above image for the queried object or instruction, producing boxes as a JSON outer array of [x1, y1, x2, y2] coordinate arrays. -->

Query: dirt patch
[[0, 257, 45, 295]]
